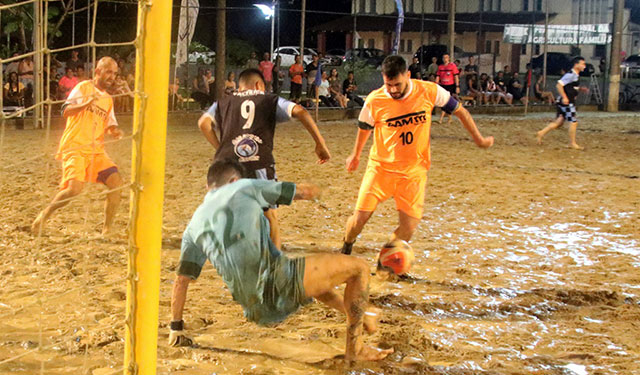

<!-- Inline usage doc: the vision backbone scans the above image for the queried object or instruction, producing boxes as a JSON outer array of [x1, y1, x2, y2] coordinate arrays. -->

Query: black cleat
[[341, 241, 354, 255]]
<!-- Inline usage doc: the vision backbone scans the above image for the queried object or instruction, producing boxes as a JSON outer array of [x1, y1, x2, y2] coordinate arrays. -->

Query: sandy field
[[0, 111, 639, 374]]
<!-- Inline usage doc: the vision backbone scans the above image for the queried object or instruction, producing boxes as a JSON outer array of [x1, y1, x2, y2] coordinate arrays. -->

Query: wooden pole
[[215, 0, 226, 101], [542, 0, 549, 89], [607, 0, 623, 111], [448, 0, 456, 57]]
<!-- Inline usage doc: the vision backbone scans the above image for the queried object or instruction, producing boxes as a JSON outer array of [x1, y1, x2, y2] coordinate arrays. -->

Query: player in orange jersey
[[340, 56, 494, 255], [32, 57, 123, 236]]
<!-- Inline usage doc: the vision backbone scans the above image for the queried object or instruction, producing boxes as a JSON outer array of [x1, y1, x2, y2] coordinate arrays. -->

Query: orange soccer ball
[[377, 240, 415, 275]]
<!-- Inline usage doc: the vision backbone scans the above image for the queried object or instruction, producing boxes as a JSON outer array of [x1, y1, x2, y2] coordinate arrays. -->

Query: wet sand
[[1, 112, 639, 374]]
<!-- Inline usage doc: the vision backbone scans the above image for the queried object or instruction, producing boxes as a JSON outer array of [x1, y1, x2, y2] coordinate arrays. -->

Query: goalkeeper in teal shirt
[[169, 159, 393, 361]]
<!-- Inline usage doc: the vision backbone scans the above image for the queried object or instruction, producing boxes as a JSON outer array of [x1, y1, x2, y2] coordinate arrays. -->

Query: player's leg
[[537, 115, 564, 144], [32, 179, 85, 234], [102, 171, 123, 235], [392, 167, 426, 242], [391, 211, 421, 242], [342, 210, 374, 254], [303, 254, 393, 361], [568, 121, 583, 150], [264, 208, 281, 249]]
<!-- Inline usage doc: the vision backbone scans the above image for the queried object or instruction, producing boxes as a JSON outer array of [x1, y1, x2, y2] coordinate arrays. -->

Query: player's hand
[[477, 136, 494, 149], [109, 127, 123, 140], [561, 97, 569, 105], [346, 153, 360, 172], [295, 183, 321, 200], [315, 143, 331, 164], [456, 87, 460, 94]]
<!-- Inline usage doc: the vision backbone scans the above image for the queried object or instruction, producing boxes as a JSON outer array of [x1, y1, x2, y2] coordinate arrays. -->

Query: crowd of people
[[2, 49, 135, 113]]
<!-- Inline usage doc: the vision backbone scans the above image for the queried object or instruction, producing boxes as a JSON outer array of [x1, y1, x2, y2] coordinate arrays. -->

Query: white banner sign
[[176, 0, 199, 67], [503, 24, 612, 45]]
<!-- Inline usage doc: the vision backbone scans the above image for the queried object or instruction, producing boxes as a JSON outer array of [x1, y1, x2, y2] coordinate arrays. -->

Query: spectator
[[191, 68, 211, 109], [435, 53, 459, 96], [305, 54, 320, 100], [317, 71, 337, 107], [18, 56, 34, 107], [245, 51, 259, 69], [494, 71, 513, 105], [76, 66, 88, 82], [599, 58, 606, 74], [466, 74, 482, 105], [113, 74, 133, 112], [408, 57, 422, 79], [224, 71, 237, 95], [66, 50, 84, 72], [58, 67, 78, 100], [259, 52, 274, 92], [427, 73, 436, 82], [272, 55, 284, 95], [485, 75, 501, 105], [426, 56, 438, 77], [463, 56, 479, 91], [478, 73, 490, 105], [168, 77, 185, 110], [507, 72, 527, 105], [328, 68, 348, 108], [3, 72, 25, 106], [5, 52, 21, 77], [534, 75, 554, 104], [503, 65, 512, 81], [342, 71, 364, 107], [288, 55, 304, 103]]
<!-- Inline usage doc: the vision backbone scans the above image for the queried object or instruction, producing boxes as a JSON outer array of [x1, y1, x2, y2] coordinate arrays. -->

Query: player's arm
[[434, 84, 493, 148], [346, 101, 374, 172], [281, 99, 330, 164], [198, 102, 220, 149], [62, 93, 94, 118], [294, 183, 320, 200], [455, 74, 460, 94]]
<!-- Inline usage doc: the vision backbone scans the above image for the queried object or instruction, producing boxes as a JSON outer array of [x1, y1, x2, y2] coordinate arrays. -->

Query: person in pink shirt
[[58, 67, 79, 100], [259, 52, 274, 92], [435, 53, 460, 124]]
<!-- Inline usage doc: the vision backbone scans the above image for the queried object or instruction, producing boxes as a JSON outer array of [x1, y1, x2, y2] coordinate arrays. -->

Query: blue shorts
[[178, 234, 310, 326]]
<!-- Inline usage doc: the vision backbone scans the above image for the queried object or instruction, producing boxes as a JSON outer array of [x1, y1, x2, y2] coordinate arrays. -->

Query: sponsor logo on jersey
[[385, 111, 427, 128], [232, 134, 263, 162]]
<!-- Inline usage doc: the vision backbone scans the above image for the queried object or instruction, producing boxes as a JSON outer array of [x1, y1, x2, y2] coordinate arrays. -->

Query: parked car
[[323, 49, 345, 66], [413, 44, 470, 65], [531, 52, 595, 76], [343, 48, 386, 67], [273, 46, 317, 67], [621, 54, 640, 78]]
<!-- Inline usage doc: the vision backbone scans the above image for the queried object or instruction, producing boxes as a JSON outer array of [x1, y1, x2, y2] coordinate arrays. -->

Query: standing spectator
[[317, 71, 337, 107], [288, 55, 304, 103], [113, 74, 133, 112], [507, 72, 527, 105], [3, 72, 25, 106], [342, 71, 364, 107], [599, 58, 606, 74], [272, 55, 284, 95], [76, 66, 88, 82], [408, 57, 422, 79], [426, 56, 438, 77], [224, 71, 237, 95], [58, 67, 79, 100], [245, 51, 259, 69], [463, 56, 479, 91], [191, 68, 211, 109], [259, 52, 274, 92], [18, 56, 34, 107], [5, 52, 21, 77], [66, 50, 84, 72], [503, 65, 512, 81], [305, 54, 320, 100], [328, 68, 348, 108]]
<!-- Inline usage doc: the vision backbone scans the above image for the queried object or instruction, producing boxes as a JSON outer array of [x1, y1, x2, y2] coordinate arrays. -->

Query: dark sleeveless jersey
[[557, 71, 580, 104], [214, 90, 279, 171]]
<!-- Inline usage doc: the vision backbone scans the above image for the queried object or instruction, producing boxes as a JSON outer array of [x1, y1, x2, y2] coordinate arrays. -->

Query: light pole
[[254, 3, 276, 57]]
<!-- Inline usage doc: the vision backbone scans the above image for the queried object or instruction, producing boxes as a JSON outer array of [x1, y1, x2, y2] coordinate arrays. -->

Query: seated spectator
[[58, 67, 78, 100], [191, 68, 211, 110], [328, 68, 348, 108], [224, 71, 237, 95], [494, 71, 513, 105], [465, 75, 482, 104], [534, 75, 554, 104], [507, 72, 527, 105], [342, 71, 364, 107], [318, 71, 338, 107], [168, 77, 185, 110], [426, 73, 436, 82], [18, 56, 34, 107], [3, 72, 25, 106]]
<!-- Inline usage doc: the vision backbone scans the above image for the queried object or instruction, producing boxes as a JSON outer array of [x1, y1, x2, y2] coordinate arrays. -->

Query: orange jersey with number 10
[[358, 79, 454, 170]]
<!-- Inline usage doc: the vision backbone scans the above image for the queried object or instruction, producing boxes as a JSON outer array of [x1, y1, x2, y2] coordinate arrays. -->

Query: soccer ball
[[377, 240, 415, 275]]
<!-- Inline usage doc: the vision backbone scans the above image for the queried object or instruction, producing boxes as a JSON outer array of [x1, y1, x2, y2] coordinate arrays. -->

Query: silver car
[[272, 46, 318, 67], [621, 55, 640, 78]]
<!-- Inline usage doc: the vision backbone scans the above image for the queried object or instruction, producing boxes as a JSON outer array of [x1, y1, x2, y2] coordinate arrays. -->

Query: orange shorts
[[355, 161, 428, 219], [59, 153, 118, 189]]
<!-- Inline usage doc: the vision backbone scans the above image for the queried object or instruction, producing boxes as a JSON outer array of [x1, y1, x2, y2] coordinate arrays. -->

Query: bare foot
[[536, 131, 544, 145], [31, 213, 45, 236], [570, 143, 584, 150], [364, 307, 381, 334], [351, 344, 394, 361]]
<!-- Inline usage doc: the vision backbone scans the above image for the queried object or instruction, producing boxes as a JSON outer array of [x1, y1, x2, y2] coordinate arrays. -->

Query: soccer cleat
[[341, 240, 354, 255]]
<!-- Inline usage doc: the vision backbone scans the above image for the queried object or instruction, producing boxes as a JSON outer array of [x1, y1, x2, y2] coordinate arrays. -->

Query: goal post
[[125, 0, 173, 374]]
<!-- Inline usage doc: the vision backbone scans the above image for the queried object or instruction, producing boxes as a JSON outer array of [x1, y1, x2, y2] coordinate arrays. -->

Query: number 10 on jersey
[[400, 131, 413, 145]]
